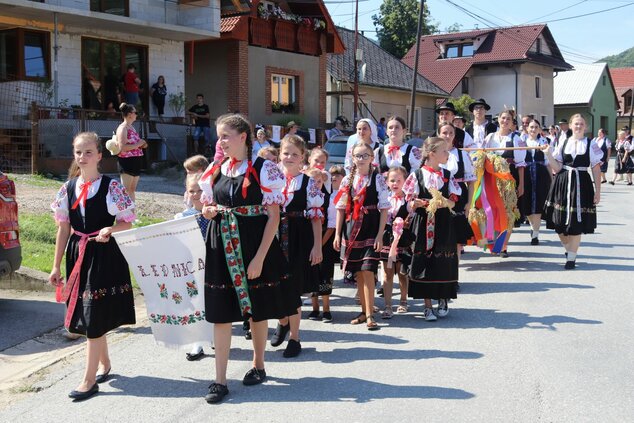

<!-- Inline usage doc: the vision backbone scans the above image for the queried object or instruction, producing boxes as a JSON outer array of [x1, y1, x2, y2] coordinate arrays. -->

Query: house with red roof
[[402, 24, 572, 126], [609, 67, 634, 116], [184, 0, 344, 129]]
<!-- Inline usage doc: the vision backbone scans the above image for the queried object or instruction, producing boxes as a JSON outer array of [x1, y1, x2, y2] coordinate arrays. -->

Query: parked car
[[0, 171, 21, 276], [323, 135, 348, 168]]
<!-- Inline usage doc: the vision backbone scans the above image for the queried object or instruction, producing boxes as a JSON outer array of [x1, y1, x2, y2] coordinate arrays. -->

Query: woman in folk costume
[[592, 128, 611, 184], [404, 137, 461, 322], [199, 114, 292, 404], [543, 114, 602, 270], [49, 132, 136, 401], [269, 135, 324, 358], [334, 142, 390, 330], [482, 109, 527, 257], [437, 122, 476, 257], [521, 119, 552, 245], [374, 116, 422, 174], [344, 118, 381, 173], [610, 129, 634, 185]]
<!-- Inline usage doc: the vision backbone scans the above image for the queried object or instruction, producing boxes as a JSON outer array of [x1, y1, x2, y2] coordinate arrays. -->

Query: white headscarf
[[357, 118, 379, 145]]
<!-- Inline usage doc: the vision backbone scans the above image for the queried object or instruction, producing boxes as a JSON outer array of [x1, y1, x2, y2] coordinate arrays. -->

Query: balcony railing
[[250, 17, 321, 56]]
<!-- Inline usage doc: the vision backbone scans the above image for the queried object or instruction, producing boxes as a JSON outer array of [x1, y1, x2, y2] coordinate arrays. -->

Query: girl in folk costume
[[344, 118, 381, 173], [483, 110, 527, 257], [404, 137, 461, 322], [304, 149, 336, 322], [522, 119, 552, 245], [543, 114, 602, 270], [334, 143, 390, 330], [592, 128, 611, 184], [115, 102, 147, 201], [311, 165, 346, 322], [610, 129, 634, 185], [437, 123, 476, 256], [176, 172, 213, 362], [199, 114, 291, 404], [49, 132, 136, 401], [270, 135, 324, 358], [374, 116, 422, 174], [378, 166, 414, 319]]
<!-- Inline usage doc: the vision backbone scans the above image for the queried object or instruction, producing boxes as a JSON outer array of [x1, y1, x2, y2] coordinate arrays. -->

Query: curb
[[0, 267, 54, 292]]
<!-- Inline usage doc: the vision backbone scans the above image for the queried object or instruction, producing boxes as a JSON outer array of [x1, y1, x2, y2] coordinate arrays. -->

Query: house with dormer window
[[402, 24, 573, 125]]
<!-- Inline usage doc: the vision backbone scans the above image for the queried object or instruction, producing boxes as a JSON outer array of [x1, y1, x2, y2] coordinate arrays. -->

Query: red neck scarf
[[71, 176, 100, 210], [423, 165, 448, 182], [387, 144, 401, 156], [201, 158, 271, 199]]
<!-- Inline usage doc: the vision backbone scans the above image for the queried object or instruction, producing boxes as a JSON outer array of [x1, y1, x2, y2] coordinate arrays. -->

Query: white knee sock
[[567, 252, 577, 261]]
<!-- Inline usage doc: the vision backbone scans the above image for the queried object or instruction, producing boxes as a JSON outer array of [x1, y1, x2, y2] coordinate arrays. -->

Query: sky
[[326, 0, 634, 66]]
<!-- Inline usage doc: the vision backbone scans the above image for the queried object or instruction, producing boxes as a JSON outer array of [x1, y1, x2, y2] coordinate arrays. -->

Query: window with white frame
[[271, 74, 296, 112], [535, 76, 541, 98]]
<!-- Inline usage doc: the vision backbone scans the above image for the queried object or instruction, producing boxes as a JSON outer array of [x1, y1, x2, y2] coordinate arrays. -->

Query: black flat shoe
[[500, 250, 509, 258], [95, 367, 111, 384], [69, 383, 99, 401], [270, 323, 290, 347], [283, 339, 302, 358], [205, 383, 229, 404], [243, 367, 267, 386], [244, 330, 252, 340], [564, 260, 576, 270], [186, 350, 205, 361], [531, 237, 539, 245], [609, 181, 615, 185]]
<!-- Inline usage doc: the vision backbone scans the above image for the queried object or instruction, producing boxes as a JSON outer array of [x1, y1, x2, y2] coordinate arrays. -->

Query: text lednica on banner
[[113, 215, 213, 349]]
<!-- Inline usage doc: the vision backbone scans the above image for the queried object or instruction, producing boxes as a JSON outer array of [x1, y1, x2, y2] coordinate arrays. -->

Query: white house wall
[[54, 29, 184, 116], [467, 66, 518, 115]]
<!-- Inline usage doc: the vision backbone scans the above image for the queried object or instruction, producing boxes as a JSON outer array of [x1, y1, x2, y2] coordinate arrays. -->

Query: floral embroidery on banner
[[186, 280, 199, 297], [158, 283, 168, 299], [109, 180, 133, 211], [149, 310, 206, 325], [172, 291, 183, 304]]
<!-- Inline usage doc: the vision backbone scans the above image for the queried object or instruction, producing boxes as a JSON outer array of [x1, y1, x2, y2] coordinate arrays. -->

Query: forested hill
[[599, 46, 634, 68]]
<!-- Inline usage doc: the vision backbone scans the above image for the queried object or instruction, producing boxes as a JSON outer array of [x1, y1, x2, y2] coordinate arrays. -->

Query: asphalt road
[[1, 177, 633, 421]]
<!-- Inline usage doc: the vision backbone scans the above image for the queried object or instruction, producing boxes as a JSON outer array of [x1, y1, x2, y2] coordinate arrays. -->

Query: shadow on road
[[444, 308, 602, 331], [261, 347, 483, 364], [460, 282, 594, 295]]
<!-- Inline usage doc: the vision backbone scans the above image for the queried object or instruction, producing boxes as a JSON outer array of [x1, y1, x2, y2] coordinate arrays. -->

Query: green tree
[[449, 94, 476, 119], [598, 46, 634, 68], [372, 0, 438, 59]]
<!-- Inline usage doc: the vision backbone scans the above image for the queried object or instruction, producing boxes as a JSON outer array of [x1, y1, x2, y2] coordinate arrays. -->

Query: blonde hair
[[183, 155, 209, 174], [257, 146, 279, 161], [185, 172, 202, 190], [421, 136, 447, 163], [569, 113, 585, 124]]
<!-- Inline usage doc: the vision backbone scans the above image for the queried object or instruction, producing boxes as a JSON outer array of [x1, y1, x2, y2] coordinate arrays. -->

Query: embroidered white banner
[[113, 215, 213, 350]]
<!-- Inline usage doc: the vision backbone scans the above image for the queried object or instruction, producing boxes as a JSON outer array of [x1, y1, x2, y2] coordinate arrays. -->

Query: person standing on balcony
[[150, 75, 167, 119], [188, 94, 212, 156], [123, 64, 141, 107]]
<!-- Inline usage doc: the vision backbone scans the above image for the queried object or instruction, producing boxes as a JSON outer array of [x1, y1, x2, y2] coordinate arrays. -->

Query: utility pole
[[409, 0, 425, 133], [353, 0, 360, 122], [629, 86, 634, 131]]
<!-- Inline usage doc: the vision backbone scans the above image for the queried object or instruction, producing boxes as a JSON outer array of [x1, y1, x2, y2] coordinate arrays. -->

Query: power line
[[522, 0, 588, 25], [546, 1, 634, 23]]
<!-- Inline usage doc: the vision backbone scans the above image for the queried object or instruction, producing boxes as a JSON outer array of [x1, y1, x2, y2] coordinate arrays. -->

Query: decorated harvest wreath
[[468, 150, 520, 252]]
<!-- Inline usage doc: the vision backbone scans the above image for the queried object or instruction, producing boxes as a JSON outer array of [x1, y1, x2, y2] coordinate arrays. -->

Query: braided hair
[[211, 113, 253, 182]]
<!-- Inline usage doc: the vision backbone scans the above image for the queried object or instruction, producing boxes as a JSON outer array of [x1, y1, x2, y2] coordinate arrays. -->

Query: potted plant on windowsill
[[271, 101, 296, 114], [168, 92, 186, 124]]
